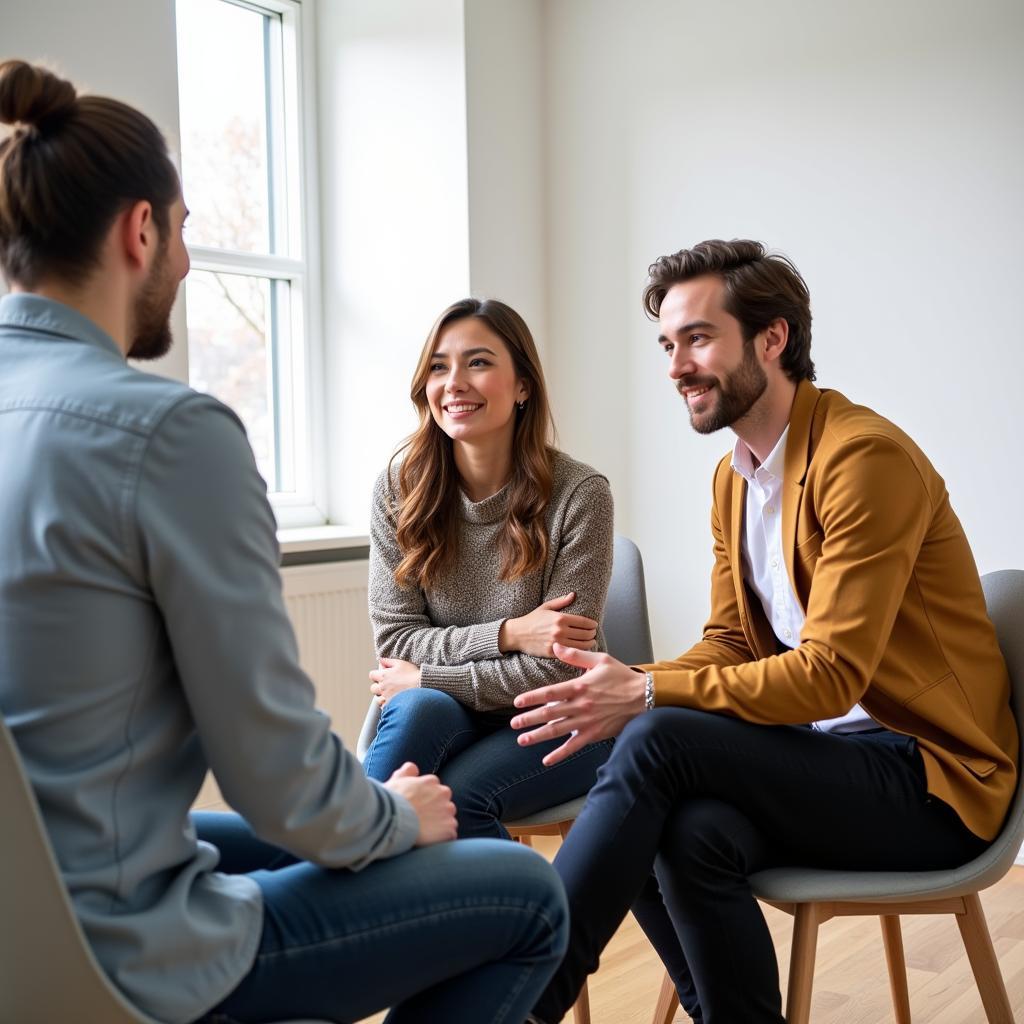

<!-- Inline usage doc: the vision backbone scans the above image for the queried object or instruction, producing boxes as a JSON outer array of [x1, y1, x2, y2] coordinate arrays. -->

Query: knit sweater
[[369, 451, 615, 712]]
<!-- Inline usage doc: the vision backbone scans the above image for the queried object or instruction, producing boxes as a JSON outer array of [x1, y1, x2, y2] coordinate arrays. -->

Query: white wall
[[463, 0, 548, 358], [0, 0, 188, 379], [319, 0, 552, 525], [540, 0, 1024, 654], [317, 0, 473, 526]]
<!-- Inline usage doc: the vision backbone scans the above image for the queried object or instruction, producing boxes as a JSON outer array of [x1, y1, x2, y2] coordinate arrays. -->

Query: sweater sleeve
[[369, 471, 508, 664], [419, 475, 615, 712]]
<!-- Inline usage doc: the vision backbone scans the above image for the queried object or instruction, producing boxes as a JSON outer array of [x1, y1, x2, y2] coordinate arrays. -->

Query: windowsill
[[277, 523, 370, 556]]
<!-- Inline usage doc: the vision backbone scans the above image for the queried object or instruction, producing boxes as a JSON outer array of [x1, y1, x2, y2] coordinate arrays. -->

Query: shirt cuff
[[382, 786, 421, 856]]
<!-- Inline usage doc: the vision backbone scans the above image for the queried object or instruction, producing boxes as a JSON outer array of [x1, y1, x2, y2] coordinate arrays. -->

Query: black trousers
[[531, 708, 987, 1024]]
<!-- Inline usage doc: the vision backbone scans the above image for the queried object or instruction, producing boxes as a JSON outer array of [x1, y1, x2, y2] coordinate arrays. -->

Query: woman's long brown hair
[[389, 298, 555, 591]]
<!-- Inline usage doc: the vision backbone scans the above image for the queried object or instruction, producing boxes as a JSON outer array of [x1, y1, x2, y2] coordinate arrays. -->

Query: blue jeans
[[363, 687, 613, 838], [192, 812, 568, 1024]]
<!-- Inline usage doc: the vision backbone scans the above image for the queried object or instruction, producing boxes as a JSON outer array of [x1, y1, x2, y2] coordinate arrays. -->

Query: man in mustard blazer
[[512, 239, 1018, 1024]]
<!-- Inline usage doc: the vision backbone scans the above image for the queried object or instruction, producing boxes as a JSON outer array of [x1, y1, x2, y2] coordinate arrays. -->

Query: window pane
[[176, 0, 277, 254], [185, 270, 294, 492]]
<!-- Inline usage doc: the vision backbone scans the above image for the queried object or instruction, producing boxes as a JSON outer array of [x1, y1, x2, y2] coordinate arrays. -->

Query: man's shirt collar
[[731, 424, 790, 485], [0, 292, 123, 359]]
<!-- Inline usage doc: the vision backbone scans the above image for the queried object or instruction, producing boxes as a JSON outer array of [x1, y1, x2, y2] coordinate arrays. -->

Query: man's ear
[[119, 199, 157, 272], [762, 317, 790, 365]]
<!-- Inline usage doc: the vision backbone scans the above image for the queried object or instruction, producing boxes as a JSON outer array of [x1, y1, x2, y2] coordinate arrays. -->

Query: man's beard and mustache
[[127, 239, 176, 361], [677, 340, 768, 434]]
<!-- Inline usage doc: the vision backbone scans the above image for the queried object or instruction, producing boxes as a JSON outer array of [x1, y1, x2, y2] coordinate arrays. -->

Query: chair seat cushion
[[749, 857, 1004, 904], [504, 796, 588, 830]]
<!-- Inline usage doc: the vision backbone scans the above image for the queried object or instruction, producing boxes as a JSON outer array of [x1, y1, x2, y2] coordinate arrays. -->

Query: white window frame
[[179, 0, 326, 528]]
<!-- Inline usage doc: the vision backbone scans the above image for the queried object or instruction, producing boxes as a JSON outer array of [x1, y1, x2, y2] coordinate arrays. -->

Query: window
[[176, 0, 323, 525]]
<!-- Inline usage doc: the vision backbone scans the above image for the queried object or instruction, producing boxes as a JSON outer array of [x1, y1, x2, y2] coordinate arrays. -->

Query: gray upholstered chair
[[357, 533, 655, 1024], [0, 711, 330, 1024], [503, 533, 655, 827], [653, 568, 1024, 1024]]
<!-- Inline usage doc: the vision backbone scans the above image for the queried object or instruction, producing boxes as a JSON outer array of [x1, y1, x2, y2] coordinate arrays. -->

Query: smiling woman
[[424, 316, 529, 467], [362, 297, 617, 841], [392, 298, 555, 590]]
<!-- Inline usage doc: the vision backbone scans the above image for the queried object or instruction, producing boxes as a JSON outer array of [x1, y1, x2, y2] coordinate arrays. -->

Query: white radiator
[[280, 559, 376, 751], [194, 559, 375, 811]]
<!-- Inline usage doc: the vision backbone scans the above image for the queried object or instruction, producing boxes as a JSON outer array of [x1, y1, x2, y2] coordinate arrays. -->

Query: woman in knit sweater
[[363, 297, 615, 838]]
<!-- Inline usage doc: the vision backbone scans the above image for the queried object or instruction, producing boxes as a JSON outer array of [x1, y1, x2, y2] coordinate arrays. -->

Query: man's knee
[[611, 706, 712, 765], [441, 840, 570, 956], [660, 798, 766, 880], [618, 706, 678, 746]]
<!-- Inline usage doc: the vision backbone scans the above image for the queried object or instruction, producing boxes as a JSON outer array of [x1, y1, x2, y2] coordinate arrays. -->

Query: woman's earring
[[516, 400, 527, 411]]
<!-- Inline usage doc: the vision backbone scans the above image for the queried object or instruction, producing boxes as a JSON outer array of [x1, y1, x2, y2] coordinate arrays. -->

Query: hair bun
[[0, 60, 77, 129]]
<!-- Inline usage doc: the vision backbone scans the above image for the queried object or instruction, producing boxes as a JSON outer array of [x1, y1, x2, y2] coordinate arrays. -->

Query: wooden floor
[[359, 838, 1024, 1023]]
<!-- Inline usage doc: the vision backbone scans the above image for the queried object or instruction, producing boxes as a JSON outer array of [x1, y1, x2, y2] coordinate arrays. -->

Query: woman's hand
[[369, 657, 421, 707], [499, 593, 599, 658]]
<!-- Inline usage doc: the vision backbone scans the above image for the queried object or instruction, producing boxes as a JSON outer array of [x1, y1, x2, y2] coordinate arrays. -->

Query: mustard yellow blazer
[[644, 380, 1017, 840]]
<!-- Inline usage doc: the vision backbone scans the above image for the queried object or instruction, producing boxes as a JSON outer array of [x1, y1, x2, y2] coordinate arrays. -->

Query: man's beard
[[678, 341, 768, 434], [127, 241, 176, 361]]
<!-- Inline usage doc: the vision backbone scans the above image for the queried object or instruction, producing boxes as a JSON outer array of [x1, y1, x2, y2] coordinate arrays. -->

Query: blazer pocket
[[958, 756, 997, 779]]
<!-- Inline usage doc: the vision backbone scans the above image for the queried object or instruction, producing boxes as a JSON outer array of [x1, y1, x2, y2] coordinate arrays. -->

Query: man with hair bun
[[513, 240, 1017, 1022], [0, 59, 567, 1024]]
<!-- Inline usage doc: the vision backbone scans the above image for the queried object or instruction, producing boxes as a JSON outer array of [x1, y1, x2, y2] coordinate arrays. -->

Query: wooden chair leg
[[558, 819, 574, 840], [652, 969, 679, 1024], [880, 914, 912, 1023], [956, 892, 1014, 1024], [515, 834, 533, 848], [784, 903, 821, 1024], [573, 978, 591, 1024]]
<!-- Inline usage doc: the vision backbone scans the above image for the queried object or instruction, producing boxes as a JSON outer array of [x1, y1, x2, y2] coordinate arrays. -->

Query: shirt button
[[766, 505, 775, 515], [784, 628, 793, 639], [771, 558, 779, 569]]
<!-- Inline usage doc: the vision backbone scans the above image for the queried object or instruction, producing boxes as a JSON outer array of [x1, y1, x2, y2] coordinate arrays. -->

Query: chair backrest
[[356, 533, 655, 758], [0, 714, 161, 1024], [968, 569, 1024, 889], [0, 711, 344, 1024], [604, 534, 654, 665]]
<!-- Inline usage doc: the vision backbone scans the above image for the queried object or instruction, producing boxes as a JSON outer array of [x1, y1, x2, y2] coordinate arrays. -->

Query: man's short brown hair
[[643, 239, 816, 382]]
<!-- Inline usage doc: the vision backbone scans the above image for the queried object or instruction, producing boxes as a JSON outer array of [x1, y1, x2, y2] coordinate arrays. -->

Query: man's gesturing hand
[[383, 762, 458, 846], [510, 643, 647, 766]]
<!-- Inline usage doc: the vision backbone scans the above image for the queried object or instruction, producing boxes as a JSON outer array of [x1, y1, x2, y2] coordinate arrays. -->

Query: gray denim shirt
[[0, 294, 418, 1024]]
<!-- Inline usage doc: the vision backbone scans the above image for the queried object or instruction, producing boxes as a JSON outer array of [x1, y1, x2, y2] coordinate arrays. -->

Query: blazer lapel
[[728, 469, 775, 659], [782, 380, 822, 611], [730, 471, 747, 621]]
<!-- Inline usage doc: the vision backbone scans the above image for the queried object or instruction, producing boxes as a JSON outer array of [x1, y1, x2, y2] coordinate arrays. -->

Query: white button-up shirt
[[731, 427, 872, 733]]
